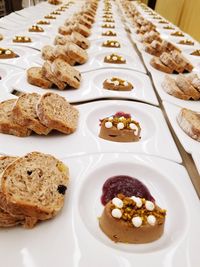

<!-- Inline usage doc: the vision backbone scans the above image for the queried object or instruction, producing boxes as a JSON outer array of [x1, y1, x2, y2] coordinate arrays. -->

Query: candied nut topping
[[110, 194, 166, 227]]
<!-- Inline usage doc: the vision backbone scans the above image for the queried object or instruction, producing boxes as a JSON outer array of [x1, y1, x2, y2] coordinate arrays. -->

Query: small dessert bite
[[99, 194, 166, 243], [103, 77, 133, 91], [99, 111, 141, 142], [44, 15, 56, 19], [102, 30, 116, 36], [37, 20, 50, 25], [103, 19, 115, 23], [0, 48, 19, 59], [190, 50, 200, 56], [158, 20, 168, 24], [102, 40, 120, 48], [163, 25, 175, 30], [29, 25, 44, 32], [13, 36, 32, 43], [102, 23, 115, 28], [178, 39, 194, 45], [51, 11, 61, 15], [171, 31, 184, 37], [104, 53, 126, 64]]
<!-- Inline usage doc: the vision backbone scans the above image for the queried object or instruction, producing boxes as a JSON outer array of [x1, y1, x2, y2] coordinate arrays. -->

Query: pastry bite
[[99, 194, 166, 243], [51, 11, 61, 15], [171, 31, 184, 37], [13, 36, 32, 43], [99, 111, 141, 142], [178, 39, 194, 45], [163, 25, 175, 30], [102, 40, 120, 48], [158, 20, 168, 24], [102, 23, 115, 28], [104, 53, 126, 64], [190, 50, 200, 56], [0, 48, 19, 59], [177, 108, 200, 141], [103, 77, 133, 91], [29, 25, 44, 32], [37, 20, 50, 25], [102, 30, 116, 36], [103, 19, 115, 23], [44, 15, 56, 19]]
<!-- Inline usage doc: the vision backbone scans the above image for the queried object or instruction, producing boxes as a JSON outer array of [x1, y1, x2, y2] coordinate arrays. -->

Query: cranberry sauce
[[101, 175, 154, 205]]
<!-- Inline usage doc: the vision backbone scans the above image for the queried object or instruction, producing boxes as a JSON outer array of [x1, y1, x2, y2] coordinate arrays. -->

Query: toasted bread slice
[[41, 45, 55, 61], [54, 35, 71, 45], [160, 52, 183, 73], [58, 25, 72, 35], [161, 75, 190, 100], [0, 99, 32, 137], [176, 74, 200, 100], [187, 74, 200, 93], [170, 50, 194, 72], [37, 92, 79, 134], [52, 58, 81, 89], [53, 45, 76, 65], [65, 42, 88, 64], [42, 61, 66, 90], [0, 152, 69, 220], [27, 67, 53, 89], [150, 57, 173, 73], [71, 31, 90, 49], [177, 108, 200, 141], [73, 23, 91, 37], [12, 93, 51, 135]]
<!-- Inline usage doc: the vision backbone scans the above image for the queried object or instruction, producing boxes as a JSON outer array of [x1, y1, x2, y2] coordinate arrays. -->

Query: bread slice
[[54, 35, 71, 45], [65, 42, 88, 64], [176, 74, 200, 100], [78, 16, 92, 29], [160, 52, 183, 73], [27, 67, 53, 89], [0, 99, 32, 137], [73, 23, 91, 37], [53, 45, 76, 65], [187, 74, 200, 93], [52, 58, 81, 89], [12, 93, 51, 135], [37, 92, 79, 134], [58, 25, 72, 35], [41, 45, 55, 61], [162, 75, 190, 100], [150, 57, 173, 73], [0, 152, 69, 220], [42, 61, 66, 90], [0, 156, 25, 227], [170, 50, 194, 73], [177, 108, 200, 141], [71, 31, 90, 49]]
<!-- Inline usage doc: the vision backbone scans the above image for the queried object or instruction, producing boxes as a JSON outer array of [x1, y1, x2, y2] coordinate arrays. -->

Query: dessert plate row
[[0, 152, 199, 267], [163, 101, 200, 154], [3, 68, 158, 105], [0, 96, 181, 163]]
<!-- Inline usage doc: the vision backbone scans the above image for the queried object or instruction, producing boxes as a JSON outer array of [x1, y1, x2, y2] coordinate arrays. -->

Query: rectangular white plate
[[163, 101, 200, 154], [0, 153, 199, 267]]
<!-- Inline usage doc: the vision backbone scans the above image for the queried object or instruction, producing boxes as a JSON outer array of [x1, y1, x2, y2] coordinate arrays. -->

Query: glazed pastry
[[99, 111, 141, 142], [13, 36, 32, 43], [102, 40, 120, 48], [103, 77, 133, 91], [28, 25, 44, 32], [104, 53, 126, 64], [99, 194, 166, 243], [0, 48, 19, 59]]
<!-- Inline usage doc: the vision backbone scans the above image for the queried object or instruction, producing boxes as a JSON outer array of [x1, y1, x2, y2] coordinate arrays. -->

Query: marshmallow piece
[[5, 50, 11, 55], [106, 55, 111, 60], [147, 215, 156, 226], [145, 201, 155, 211], [105, 121, 113, 128], [130, 196, 142, 208], [115, 43, 120, 47], [132, 216, 142, 227], [111, 42, 114, 46], [117, 122, 124, 130], [112, 197, 123, 208], [112, 56, 117, 60], [129, 123, 138, 134], [111, 208, 122, 219]]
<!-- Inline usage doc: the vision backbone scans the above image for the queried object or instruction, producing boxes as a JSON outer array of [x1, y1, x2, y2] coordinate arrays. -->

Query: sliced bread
[[65, 42, 88, 64], [37, 92, 79, 134], [12, 93, 51, 135], [41, 45, 55, 61], [0, 99, 32, 137], [176, 74, 200, 100], [52, 58, 81, 89], [27, 67, 53, 89], [71, 31, 90, 49], [177, 108, 200, 141], [73, 23, 91, 37], [150, 57, 173, 74], [53, 45, 76, 65], [0, 152, 69, 220]]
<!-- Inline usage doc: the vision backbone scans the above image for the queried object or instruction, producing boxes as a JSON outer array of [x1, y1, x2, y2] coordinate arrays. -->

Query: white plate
[[0, 46, 38, 69], [0, 63, 24, 81], [163, 101, 200, 154], [0, 153, 198, 267], [0, 99, 181, 162], [4, 69, 158, 105], [192, 153, 200, 175], [152, 72, 200, 112]]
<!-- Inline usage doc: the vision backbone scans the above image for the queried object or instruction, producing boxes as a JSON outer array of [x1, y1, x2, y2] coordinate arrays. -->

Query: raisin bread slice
[[65, 42, 88, 64], [27, 67, 53, 89], [177, 108, 200, 141], [58, 25, 72, 35], [54, 35, 71, 45], [0, 152, 69, 220], [37, 92, 79, 134], [41, 45, 55, 61], [42, 61, 67, 90], [53, 45, 76, 65], [12, 93, 51, 135], [73, 23, 91, 37], [0, 99, 32, 137], [150, 57, 173, 74], [52, 58, 81, 89], [71, 31, 90, 49], [176, 74, 200, 100]]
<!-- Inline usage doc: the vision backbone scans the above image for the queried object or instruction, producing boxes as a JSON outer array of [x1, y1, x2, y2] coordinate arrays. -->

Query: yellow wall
[[154, 0, 200, 42]]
